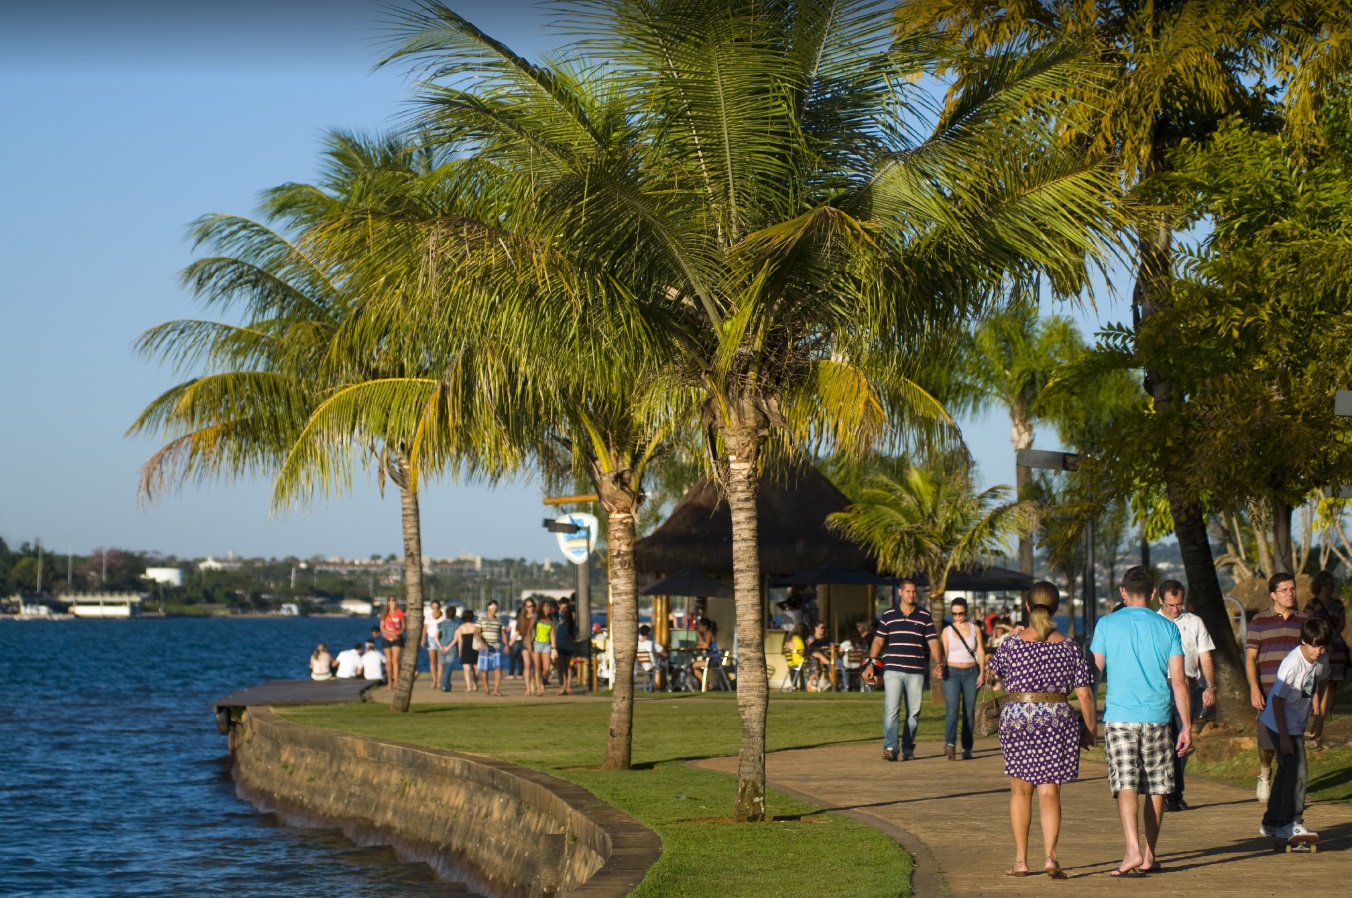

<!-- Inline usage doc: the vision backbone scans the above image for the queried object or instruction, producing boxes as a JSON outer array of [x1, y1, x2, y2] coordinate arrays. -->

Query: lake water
[[0, 617, 469, 898]]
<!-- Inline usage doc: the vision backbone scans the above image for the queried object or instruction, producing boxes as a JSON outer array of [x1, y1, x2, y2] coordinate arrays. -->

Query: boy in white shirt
[[360, 642, 387, 682], [1257, 617, 1331, 840]]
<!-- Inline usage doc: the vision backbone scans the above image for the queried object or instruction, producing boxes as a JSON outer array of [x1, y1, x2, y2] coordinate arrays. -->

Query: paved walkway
[[696, 740, 1352, 898]]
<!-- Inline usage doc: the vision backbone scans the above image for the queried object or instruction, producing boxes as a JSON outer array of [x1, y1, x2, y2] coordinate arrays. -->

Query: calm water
[[0, 617, 468, 898]]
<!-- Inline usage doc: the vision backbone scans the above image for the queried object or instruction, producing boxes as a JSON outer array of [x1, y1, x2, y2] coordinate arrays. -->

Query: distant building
[[339, 599, 374, 616], [144, 567, 184, 587], [198, 556, 241, 571]]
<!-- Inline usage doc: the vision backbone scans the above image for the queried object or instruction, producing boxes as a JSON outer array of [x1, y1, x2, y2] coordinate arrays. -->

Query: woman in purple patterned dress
[[987, 582, 1097, 879]]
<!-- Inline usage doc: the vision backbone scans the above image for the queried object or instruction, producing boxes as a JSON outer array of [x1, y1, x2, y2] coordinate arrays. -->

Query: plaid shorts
[[1104, 722, 1175, 796]]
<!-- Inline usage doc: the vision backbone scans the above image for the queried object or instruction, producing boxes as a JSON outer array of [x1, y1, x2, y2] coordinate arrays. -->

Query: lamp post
[[1015, 449, 1096, 641], [1336, 392, 1352, 499], [543, 517, 593, 639]]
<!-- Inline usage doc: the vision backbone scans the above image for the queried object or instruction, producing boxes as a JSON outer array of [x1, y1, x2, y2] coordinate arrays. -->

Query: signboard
[[553, 513, 598, 565]]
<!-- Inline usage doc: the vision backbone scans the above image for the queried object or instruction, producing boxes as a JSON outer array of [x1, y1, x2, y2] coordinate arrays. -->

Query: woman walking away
[[516, 599, 538, 694], [532, 600, 557, 697], [379, 596, 406, 692], [424, 601, 445, 689], [553, 599, 577, 695], [454, 608, 480, 692], [987, 581, 1096, 879], [309, 643, 334, 681], [941, 597, 987, 760]]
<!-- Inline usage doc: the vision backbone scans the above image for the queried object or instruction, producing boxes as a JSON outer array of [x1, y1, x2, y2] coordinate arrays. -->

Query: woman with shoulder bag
[[986, 582, 1096, 879], [939, 597, 987, 760]]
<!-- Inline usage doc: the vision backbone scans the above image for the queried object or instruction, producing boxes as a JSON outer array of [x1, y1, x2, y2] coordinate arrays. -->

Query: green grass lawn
[[284, 693, 940, 897]]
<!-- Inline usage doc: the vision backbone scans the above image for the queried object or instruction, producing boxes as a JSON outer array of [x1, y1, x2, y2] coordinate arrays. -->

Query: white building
[[144, 567, 184, 587]]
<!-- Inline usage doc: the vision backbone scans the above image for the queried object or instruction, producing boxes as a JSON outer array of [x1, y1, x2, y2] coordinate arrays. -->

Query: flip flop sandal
[[1110, 867, 1146, 878], [1046, 866, 1068, 880], [1141, 864, 1164, 874], [1005, 869, 1030, 877]]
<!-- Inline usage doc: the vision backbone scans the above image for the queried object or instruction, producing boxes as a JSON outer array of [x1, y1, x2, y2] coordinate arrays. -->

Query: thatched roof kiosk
[[634, 463, 874, 576]]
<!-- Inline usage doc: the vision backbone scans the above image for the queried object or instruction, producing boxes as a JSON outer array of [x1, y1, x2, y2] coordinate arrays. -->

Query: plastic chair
[[701, 651, 732, 692], [635, 650, 657, 692], [840, 648, 869, 691]]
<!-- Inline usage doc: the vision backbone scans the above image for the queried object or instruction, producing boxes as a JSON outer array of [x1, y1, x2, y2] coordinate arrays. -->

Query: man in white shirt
[[636, 624, 667, 688], [1158, 580, 1216, 812], [360, 641, 386, 682], [334, 643, 365, 679]]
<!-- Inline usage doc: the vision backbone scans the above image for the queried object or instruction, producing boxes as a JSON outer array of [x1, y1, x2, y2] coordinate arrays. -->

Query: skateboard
[[1274, 834, 1319, 853]]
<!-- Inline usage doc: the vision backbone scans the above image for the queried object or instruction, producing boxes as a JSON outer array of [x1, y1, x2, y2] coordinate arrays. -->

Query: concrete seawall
[[231, 708, 661, 897]]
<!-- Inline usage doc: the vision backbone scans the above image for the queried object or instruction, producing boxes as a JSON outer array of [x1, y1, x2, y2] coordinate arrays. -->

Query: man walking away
[[1090, 566, 1191, 876], [863, 579, 942, 761], [1245, 573, 1306, 802], [436, 610, 459, 692], [1157, 580, 1216, 811]]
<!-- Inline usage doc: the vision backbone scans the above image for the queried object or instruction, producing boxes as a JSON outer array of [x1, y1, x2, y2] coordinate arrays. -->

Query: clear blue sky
[[0, 1, 1130, 563]]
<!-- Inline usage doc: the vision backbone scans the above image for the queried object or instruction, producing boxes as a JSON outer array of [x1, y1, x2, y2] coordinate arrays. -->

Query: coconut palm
[[952, 299, 1084, 578], [829, 456, 1036, 624], [382, 0, 1125, 820]]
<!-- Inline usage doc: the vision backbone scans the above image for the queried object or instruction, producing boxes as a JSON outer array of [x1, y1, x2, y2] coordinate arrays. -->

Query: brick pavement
[[696, 739, 1352, 898]]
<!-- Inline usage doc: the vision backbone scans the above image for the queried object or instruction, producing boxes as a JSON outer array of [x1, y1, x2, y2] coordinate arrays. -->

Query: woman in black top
[[553, 600, 577, 695], [454, 609, 480, 692]]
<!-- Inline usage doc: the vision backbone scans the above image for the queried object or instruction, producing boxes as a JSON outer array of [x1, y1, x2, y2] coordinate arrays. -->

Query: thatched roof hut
[[634, 464, 875, 576]]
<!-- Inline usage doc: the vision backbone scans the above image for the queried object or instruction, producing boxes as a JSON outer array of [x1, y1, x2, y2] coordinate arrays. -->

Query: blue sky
[[0, 1, 1131, 563]]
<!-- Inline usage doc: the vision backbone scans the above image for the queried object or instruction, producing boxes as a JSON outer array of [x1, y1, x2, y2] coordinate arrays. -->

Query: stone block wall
[[232, 708, 660, 898]]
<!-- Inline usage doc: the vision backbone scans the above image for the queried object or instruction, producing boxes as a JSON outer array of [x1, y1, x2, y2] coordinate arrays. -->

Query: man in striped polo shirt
[[1245, 573, 1305, 801], [863, 579, 942, 761]]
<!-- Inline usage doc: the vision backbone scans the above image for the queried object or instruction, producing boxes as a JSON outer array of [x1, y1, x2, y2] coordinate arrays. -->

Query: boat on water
[[67, 593, 145, 618], [3, 593, 146, 619]]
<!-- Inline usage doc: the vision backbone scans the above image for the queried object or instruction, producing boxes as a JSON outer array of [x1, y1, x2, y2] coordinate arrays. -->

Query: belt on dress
[[1008, 691, 1068, 703]]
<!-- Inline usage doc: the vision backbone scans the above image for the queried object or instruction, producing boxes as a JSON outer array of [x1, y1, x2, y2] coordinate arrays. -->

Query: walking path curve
[[695, 739, 1352, 898]]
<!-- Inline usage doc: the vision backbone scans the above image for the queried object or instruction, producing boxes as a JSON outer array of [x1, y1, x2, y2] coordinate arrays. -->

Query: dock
[[212, 678, 376, 734]]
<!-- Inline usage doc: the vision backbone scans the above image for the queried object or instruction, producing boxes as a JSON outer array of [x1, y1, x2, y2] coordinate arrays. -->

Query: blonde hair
[[1026, 581, 1059, 641]]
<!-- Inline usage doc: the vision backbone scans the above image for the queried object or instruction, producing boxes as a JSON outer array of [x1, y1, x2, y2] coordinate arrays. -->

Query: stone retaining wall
[[231, 708, 660, 897]]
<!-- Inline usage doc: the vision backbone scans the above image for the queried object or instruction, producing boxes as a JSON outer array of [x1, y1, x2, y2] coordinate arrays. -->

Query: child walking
[[1257, 617, 1332, 841]]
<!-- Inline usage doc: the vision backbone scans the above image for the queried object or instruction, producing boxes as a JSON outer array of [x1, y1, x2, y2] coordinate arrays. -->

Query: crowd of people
[[856, 566, 1344, 877], [304, 568, 1347, 877]]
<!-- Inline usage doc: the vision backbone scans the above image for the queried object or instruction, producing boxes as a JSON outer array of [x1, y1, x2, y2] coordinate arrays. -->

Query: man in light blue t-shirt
[[1089, 565, 1191, 877]]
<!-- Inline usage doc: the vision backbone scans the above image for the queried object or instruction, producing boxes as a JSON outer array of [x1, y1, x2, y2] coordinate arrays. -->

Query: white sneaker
[[1291, 822, 1317, 838], [1259, 822, 1276, 837], [1256, 773, 1271, 801]]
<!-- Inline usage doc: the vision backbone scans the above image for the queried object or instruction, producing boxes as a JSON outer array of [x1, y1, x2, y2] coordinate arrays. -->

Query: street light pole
[[1014, 448, 1096, 641]]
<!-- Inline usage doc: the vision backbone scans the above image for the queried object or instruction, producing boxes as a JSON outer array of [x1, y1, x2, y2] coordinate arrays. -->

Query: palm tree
[[954, 300, 1084, 579], [829, 456, 1035, 625], [383, 0, 1125, 820]]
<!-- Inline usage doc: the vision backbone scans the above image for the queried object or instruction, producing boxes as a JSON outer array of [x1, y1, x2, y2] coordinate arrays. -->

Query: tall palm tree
[[383, 0, 1125, 820], [954, 300, 1084, 579]]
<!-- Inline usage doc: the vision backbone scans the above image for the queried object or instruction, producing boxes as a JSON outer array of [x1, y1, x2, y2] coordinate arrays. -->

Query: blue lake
[[0, 617, 469, 897]]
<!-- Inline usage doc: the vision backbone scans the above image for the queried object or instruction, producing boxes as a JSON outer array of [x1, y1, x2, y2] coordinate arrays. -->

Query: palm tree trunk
[[1012, 415, 1034, 579], [601, 502, 639, 770], [723, 422, 768, 823], [390, 454, 425, 714], [1271, 497, 1294, 574], [1137, 213, 1247, 724]]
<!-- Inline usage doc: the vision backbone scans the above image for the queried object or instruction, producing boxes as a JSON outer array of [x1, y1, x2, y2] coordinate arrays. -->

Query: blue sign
[[554, 513, 598, 565]]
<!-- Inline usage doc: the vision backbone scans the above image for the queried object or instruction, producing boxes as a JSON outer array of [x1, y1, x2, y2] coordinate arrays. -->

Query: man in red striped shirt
[[1245, 573, 1305, 802]]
